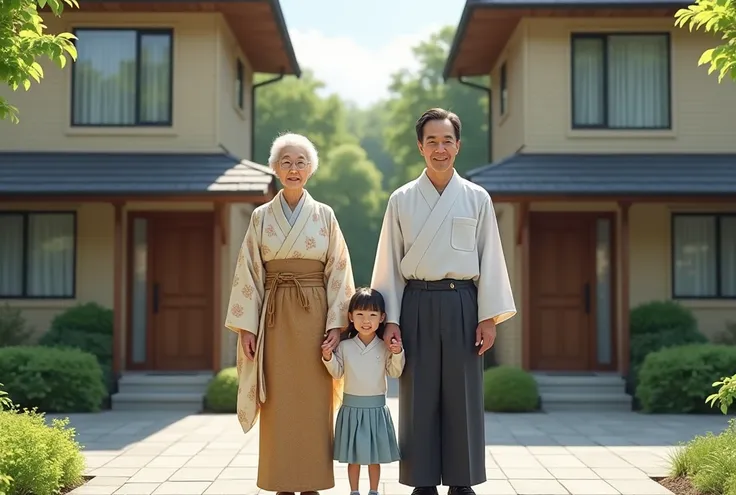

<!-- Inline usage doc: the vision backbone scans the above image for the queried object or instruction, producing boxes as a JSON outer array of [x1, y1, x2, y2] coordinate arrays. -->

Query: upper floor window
[[71, 28, 173, 127], [500, 62, 508, 116], [236, 59, 244, 110], [571, 33, 671, 130], [672, 213, 736, 299], [0, 212, 76, 298]]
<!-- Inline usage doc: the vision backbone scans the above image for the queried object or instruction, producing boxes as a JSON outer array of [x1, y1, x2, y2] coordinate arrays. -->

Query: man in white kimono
[[371, 108, 516, 495]]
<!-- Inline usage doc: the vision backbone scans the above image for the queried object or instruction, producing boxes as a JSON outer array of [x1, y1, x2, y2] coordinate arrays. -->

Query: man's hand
[[383, 323, 401, 347], [475, 319, 497, 356], [323, 328, 341, 350], [388, 340, 403, 354], [240, 330, 256, 361]]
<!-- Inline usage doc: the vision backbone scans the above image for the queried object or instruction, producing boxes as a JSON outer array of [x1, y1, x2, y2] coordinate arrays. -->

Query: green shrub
[[0, 384, 86, 495], [637, 344, 736, 414], [0, 346, 106, 413], [0, 304, 33, 348], [483, 365, 538, 412], [628, 301, 707, 396], [670, 419, 736, 495], [205, 367, 238, 413], [39, 302, 114, 393]]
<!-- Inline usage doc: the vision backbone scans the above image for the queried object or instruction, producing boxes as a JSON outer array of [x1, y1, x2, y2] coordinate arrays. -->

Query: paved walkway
[[56, 397, 730, 495]]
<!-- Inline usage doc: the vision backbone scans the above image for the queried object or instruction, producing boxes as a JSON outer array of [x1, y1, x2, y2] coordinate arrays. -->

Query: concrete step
[[532, 373, 632, 412], [111, 372, 214, 412], [117, 372, 213, 395], [111, 392, 205, 412], [540, 392, 633, 412]]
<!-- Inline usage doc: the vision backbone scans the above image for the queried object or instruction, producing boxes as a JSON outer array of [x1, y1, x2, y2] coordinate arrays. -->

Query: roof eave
[[266, 0, 301, 77], [443, 0, 690, 80]]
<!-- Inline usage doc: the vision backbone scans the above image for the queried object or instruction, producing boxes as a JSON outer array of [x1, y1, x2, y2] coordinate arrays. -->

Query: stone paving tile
[[56, 397, 734, 495]]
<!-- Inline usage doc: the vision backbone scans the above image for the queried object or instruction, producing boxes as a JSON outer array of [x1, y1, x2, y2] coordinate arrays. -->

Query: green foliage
[[483, 365, 539, 412], [310, 144, 388, 285], [0, 383, 86, 495], [675, 0, 736, 82], [0, 304, 33, 347], [205, 367, 238, 413], [670, 419, 736, 495], [0, 346, 107, 412], [0, 0, 79, 123], [39, 302, 115, 393], [707, 373, 736, 414], [629, 301, 707, 384], [636, 344, 736, 413]]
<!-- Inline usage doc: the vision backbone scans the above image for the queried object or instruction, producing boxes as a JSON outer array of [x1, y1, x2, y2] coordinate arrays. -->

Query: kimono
[[225, 189, 355, 492], [371, 169, 516, 488]]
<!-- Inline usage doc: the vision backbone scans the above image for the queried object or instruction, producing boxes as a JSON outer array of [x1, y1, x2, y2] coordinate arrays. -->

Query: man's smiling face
[[417, 118, 461, 174]]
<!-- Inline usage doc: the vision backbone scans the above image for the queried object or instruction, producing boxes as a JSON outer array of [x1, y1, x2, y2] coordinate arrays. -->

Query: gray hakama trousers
[[398, 279, 486, 488]]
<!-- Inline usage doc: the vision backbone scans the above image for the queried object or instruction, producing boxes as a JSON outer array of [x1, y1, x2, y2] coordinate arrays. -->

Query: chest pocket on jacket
[[451, 217, 478, 252]]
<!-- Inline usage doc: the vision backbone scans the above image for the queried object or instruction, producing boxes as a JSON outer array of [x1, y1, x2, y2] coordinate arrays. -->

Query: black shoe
[[448, 487, 475, 495], [412, 488, 439, 495]]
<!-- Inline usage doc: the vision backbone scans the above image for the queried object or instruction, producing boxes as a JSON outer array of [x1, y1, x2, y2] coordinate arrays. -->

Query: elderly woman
[[225, 133, 355, 495]]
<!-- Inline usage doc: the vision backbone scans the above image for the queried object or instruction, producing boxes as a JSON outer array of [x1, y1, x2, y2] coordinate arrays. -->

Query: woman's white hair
[[267, 133, 319, 175]]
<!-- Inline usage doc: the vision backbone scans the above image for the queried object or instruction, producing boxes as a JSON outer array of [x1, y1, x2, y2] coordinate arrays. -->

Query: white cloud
[[290, 26, 440, 108]]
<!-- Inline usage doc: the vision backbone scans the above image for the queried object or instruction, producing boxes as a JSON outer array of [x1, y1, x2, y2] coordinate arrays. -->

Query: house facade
[[0, 0, 300, 408], [444, 0, 736, 384]]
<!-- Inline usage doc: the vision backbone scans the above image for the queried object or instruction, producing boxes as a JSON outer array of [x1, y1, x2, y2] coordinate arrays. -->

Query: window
[[672, 214, 736, 298], [236, 59, 244, 110], [0, 212, 76, 298], [499, 62, 508, 115], [71, 28, 173, 126], [571, 33, 671, 129]]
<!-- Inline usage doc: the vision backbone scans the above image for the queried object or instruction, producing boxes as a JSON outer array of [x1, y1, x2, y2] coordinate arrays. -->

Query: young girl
[[321, 287, 404, 495]]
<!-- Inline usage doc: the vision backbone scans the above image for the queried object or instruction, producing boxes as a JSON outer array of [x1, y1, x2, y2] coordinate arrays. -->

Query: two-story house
[[0, 0, 300, 410], [443, 0, 736, 410]]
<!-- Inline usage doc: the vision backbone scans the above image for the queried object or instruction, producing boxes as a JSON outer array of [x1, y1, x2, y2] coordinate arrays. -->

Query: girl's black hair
[[345, 287, 387, 340]]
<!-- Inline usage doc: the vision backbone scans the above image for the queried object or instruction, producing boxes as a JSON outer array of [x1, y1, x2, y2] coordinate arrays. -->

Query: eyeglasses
[[279, 160, 309, 170]]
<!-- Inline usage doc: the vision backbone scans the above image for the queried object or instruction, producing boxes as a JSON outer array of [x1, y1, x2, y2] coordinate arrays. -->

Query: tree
[[675, 0, 736, 82], [345, 102, 397, 190], [253, 70, 357, 164], [382, 26, 490, 189], [309, 144, 387, 286], [0, 0, 79, 123]]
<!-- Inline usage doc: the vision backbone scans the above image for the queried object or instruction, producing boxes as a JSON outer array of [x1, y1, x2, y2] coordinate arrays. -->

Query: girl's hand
[[389, 338, 402, 354], [321, 345, 333, 360]]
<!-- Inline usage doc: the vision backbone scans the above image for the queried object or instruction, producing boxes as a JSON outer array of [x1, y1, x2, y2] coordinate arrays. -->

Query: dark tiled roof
[[0, 152, 274, 196], [465, 153, 736, 195]]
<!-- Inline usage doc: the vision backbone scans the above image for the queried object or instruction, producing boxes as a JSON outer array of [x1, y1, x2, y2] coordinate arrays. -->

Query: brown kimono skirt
[[257, 258, 336, 492]]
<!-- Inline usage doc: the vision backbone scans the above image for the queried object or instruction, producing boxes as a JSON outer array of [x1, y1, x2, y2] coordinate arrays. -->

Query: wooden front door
[[529, 212, 616, 372], [126, 212, 214, 371]]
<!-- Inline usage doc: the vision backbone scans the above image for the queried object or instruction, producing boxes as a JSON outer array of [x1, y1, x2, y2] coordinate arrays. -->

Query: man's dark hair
[[415, 107, 462, 143]]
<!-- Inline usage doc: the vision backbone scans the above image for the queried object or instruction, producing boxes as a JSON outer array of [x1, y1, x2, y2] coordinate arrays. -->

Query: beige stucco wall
[[514, 17, 736, 154], [491, 200, 736, 369], [215, 18, 253, 160], [491, 23, 527, 162], [0, 12, 254, 159], [0, 201, 258, 371]]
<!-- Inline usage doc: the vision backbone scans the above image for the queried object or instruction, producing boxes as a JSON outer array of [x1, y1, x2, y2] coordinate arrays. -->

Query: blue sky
[[279, 0, 466, 107]]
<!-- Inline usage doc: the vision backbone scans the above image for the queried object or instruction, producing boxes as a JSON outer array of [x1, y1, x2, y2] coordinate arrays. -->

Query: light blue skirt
[[333, 394, 401, 465]]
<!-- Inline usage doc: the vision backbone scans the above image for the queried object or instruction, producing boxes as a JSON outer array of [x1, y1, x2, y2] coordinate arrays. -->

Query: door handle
[[583, 283, 590, 314], [153, 283, 160, 314]]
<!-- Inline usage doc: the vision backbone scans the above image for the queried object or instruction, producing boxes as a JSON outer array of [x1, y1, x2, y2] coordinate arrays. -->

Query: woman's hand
[[240, 330, 256, 361], [323, 328, 341, 350]]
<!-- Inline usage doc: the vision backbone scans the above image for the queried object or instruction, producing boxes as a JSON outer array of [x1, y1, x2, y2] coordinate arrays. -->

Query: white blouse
[[322, 336, 405, 396]]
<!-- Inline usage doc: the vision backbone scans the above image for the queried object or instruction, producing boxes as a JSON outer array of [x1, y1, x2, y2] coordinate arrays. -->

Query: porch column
[[112, 202, 124, 377], [212, 203, 226, 372], [619, 201, 631, 375], [517, 202, 531, 370]]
